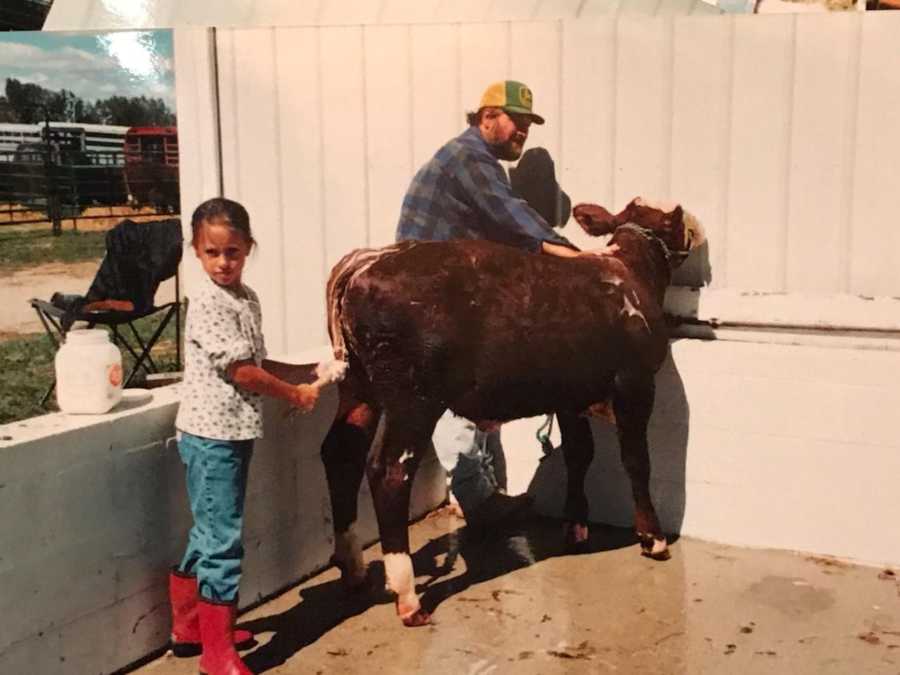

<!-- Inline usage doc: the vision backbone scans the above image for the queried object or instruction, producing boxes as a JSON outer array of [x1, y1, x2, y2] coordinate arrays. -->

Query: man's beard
[[489, 135, 526, 161]]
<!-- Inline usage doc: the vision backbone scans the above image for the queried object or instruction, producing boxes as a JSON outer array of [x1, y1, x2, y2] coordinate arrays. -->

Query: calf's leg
[[557, 411, 594, 552], [613, 371, 669, 560], [366, 408, 438, 627], [321, 393, 380, 591]]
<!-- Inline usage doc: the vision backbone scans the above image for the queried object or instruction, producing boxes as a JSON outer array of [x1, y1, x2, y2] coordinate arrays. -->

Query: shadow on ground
[[239, 515, 659, 673]]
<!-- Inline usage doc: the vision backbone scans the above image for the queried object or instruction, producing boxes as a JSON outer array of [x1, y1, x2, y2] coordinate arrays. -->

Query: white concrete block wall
[[503, 336, 900, 568], [0, 381, 446, 675], [0, 389, 182, 675]]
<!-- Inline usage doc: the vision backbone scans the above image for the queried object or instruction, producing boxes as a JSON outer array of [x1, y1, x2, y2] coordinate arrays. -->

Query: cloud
[[0, 32, 175, 110], [97, 32, 170, 80], [0, 42, 46, 66]]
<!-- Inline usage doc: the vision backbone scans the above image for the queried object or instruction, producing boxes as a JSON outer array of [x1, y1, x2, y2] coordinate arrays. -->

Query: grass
[[0, 309, 183, 426], [0, 226, 107, 272], [0, 331, 57, 424]]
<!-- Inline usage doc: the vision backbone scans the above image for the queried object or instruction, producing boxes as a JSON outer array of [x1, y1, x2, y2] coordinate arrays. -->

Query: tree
[[72, 98, 101, 124], [0, 97, 18, 122], [5, 78, 55, 123], [92, 95, 176, 126], [4, 78, 175, 126]]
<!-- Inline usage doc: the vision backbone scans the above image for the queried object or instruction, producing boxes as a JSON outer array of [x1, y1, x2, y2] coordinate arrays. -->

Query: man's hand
[[578, 243, 620, 258], [540, 241, 581, 258]]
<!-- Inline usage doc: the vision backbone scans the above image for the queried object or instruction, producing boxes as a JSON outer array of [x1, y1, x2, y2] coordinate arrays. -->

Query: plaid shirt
[[396, 127, 575, 252]]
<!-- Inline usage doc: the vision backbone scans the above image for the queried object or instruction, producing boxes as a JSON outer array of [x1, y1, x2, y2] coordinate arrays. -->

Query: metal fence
[[0, 143, 180, 233]]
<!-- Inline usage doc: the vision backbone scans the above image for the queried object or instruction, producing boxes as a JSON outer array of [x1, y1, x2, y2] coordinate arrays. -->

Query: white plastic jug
[[55, 329, 123, 414]]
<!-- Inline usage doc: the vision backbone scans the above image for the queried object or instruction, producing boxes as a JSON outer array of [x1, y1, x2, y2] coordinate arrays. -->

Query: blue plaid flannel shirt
[[396, 127, 576, 252]]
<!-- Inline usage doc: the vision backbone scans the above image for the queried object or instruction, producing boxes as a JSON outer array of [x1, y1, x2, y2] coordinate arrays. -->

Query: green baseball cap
[[478, 80, 545, 125]]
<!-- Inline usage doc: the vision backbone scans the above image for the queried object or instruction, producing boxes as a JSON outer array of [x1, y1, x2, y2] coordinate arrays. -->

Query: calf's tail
[[320, 242, 411, 382]]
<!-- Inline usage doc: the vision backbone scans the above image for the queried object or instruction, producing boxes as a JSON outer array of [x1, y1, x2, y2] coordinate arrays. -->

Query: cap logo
[[518, 85, 533, 109]]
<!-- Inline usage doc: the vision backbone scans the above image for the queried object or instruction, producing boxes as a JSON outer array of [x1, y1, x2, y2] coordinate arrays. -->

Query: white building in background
[[0, 122, 129, 155]]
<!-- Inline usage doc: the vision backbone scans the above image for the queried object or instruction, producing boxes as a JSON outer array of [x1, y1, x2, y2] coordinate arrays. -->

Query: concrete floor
[[135, 508, 900, 675]]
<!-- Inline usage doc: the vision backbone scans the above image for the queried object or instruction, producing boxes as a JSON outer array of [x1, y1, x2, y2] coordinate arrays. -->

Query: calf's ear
[[573, 202, 617, 236]]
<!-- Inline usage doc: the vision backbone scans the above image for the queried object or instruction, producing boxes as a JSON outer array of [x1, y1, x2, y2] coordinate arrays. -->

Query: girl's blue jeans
[[177, 431, 254, 603]]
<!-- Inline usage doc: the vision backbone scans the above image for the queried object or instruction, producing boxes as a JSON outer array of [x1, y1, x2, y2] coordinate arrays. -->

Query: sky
[[0, 29, 175, 109]]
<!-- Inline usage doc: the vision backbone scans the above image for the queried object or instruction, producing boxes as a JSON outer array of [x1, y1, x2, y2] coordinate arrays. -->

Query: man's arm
[[541, 240, 620, 259], [457, 148, 578, 252]]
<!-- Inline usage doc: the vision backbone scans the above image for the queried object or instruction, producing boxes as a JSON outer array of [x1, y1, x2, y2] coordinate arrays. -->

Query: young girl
[[169, 197, 319, 675]]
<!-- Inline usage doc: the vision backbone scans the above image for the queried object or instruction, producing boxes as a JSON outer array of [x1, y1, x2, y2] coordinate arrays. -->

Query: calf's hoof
[[330, 556, 369, 594], [638, 532, 670, 560], [401, 608, 432, 627], [563, 521, 591, 554]]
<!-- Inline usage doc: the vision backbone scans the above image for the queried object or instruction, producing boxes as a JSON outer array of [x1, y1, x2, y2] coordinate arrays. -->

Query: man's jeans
[[177, 432, 253, 603], [432, 411, 506, 516]]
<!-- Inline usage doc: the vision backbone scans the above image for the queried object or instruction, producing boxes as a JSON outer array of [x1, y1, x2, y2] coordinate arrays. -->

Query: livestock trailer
[[123, 126, 180, 211]]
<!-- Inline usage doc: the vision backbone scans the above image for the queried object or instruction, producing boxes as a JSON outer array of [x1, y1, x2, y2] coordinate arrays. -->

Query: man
[[396, 80, 588, 533]]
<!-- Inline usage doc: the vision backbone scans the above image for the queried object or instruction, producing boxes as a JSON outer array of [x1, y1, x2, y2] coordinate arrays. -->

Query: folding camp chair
[[29, 218, 184, 406]]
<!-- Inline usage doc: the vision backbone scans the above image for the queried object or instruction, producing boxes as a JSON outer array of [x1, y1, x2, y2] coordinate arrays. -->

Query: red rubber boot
[[169, 569, 253, 657], [198, 599, 253, 675]]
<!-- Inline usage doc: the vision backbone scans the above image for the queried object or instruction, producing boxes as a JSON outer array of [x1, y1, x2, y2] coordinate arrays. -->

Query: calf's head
[[573, 197, 705, 267]]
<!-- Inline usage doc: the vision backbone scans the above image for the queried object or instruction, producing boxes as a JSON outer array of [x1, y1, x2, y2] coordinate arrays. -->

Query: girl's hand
[[292, 383, 319, 413]]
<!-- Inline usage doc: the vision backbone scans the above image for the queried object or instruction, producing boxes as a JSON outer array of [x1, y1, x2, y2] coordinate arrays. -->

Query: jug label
[[108, 363, 123, 388]]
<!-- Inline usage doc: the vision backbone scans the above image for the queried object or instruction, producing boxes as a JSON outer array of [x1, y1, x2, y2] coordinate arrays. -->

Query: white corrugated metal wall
[[176, 12, 900, 356]]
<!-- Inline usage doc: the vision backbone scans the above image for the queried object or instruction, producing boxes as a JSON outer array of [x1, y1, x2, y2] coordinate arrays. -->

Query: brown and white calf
[[316, 198, 705, 626]]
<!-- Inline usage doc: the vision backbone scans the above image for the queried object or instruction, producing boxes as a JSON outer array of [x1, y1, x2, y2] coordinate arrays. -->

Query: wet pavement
[[134, 508, 900, 674]]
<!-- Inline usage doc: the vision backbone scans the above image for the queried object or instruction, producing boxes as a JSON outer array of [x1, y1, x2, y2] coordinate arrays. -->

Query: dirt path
[[0, 261, 176, 338]]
